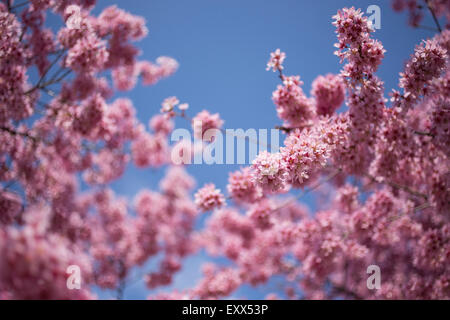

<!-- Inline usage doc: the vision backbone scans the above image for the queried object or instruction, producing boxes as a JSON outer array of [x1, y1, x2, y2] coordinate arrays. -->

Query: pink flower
[[72, 93, 106, 136], [246, 199, 274, 229], [251, 151, 288, 193], [178, 103, 189, 111], [227, 167, 262, 204], [131, 132, 168, 168], [156, 56, 179, 78], [192, 265, 241, 299], [272, 76, 315, 127], [160, 166, 196, 197], [192, 110, 224, 140], [161, 96, 179, 113], [65, 33, 109, 73], [149, 114, 174, 136], [311, 74, 345, 116], [112, 65, 139, 91], [266, 49, 286, 72], [281, 124, 332, 185], [138, 57, 179, 86], [138, 61, 162, 85], [194, 183, 225, 212], [0, 218, 94, 299], [396, 38, 447, 110]]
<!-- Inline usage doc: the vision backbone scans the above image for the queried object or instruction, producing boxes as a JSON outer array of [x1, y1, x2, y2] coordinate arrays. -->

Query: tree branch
[[425, 0, 442, 32], [24, 49, 66, 95], [414, 130, 434, 137], [0, 126, 38, 142], [11, 0, 30, 11], [365, 174, 428, 200]]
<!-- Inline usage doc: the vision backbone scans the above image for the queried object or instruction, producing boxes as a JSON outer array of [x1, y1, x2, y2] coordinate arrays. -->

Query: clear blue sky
[[52, 0, 440, 299]]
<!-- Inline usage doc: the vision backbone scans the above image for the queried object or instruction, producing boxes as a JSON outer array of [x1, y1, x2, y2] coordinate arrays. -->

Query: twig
[[414, 130, 434, 137], [274, 168, 342, 211], [416, 24, 440, 32], [278, 68, 284, 82], [365, 174, 428, 200], [40, 68, 72, 88], [24, 50, 66, 95], [425, 0, 442, 32], [11, 0, 29, 11], [0, 126, 38, 142], [275, 125, 294, 133]]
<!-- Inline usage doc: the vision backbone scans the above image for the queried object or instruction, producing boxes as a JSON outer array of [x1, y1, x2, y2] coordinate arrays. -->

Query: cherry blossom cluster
[[311, 74, 346, 117], [194, 183, 226, 212], [192, 110, 224, 140], [333, 7, 385, 85], [0, 0, 198, 299], [184, 5, 449, 300], [393, 37, 447, 111], [272, 75, 316, 128], [266, 48, 286, 72]]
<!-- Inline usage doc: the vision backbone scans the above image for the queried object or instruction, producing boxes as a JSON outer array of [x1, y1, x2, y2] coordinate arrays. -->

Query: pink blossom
[[251, 151, 288, 193], [227, 167, 262, 204], [395, 38, 447, 110], [311, 74, 345, 116], [266, 48, 286, 72], [131, 132, 168, 168], [192, 110, 224, 140], [194, 183, 225, 212], [161, 96, 179, 113], [156, 56, 179, 78], [272, 75, 315, 127], [149, 114, 174, 136], [65, 33, 109, 73], [246, 199, 274, 229]]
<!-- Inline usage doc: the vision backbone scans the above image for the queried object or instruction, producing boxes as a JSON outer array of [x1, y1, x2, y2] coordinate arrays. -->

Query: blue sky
[[46, 0, 441, 299]]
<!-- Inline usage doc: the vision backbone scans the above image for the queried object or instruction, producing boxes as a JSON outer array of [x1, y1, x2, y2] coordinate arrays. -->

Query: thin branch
[[365, 174, 428, 200], [40, 68, 72, 88], [24, 49, 66, 95], [413, 202, 432, 212], [425, 0, 442, 32], [116, 280, 126, 300], [416, 24, 440, 32], [414, 130, 434, 137], [275, 125, 294, 133], [0, 126, 38, 142], [40, 87, 56, 97], [11, 0, 29, 11], [278, 68, 284, 82], [274, 168, 342, 211]]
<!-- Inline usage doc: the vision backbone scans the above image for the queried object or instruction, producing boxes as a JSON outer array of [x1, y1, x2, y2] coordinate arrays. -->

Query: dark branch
[[425, 0, 442, 32], [0, 126, 38, 142]]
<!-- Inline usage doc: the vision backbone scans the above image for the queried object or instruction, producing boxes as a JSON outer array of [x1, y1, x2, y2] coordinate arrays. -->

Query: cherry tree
[[0, 0, 194, 299], [0, 0, 449, 300]]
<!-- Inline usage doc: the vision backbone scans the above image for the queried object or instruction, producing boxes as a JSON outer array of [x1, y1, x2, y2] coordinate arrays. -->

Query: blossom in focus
[[266, 48, 286, 72], [251, 151, 288, 193], [272, 75, 315, 127]]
